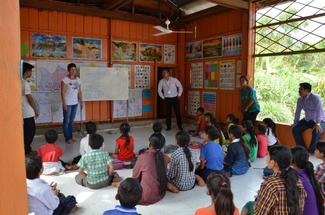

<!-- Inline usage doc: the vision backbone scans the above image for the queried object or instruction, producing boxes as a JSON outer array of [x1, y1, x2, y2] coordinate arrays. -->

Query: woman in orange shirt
[[115, 123, 135, 165], [195, 173, 239, 215]]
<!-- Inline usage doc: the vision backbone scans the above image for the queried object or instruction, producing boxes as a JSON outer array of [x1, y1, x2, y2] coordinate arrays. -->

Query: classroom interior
[[1, 0, 325, 214]]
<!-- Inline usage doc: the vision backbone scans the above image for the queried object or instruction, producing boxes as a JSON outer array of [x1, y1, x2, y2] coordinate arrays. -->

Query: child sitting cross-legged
[[114, 123, 135, 169], [196, 126, 224, 182], [315, 140, 325, 206], [37, 129, 73, 175], [167, 131, 204, 193], [75, 134, 118, 189], [242, 120, 258, 162], [26, 156, 77, 215], [256, 124, 268, 158], [103, 178, 143, 215], [195, 173, 240, 215], [224, 125, 250, 177]]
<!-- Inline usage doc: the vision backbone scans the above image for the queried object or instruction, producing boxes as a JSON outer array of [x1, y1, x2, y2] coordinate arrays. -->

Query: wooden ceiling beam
[[102, 0, 132, 10], [207, 0, 248, 10], [20, 0, 162, 25]]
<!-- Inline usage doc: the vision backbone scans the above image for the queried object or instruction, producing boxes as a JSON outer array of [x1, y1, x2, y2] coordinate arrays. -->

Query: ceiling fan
[[153, 19, 193, 36]]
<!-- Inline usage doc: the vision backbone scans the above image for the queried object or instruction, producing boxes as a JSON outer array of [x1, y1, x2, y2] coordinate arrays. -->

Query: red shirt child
[[116, 123, 134, 162], [256, 124, 268, 158], [37, 129, 64, 162], [196, 107, 206, 133]]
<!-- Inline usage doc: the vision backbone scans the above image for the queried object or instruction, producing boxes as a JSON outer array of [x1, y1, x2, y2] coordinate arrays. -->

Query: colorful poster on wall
[[113, 89, 142, 118], [139, 44, 162, 62], [204, 61, 219, 89], [236, 60, 242, 88], [32, 34, 66, 58], [72, 37, 102, 59], [112, 41, 136, 61], [164, 44, 176, 64], [191, 62, 204, 89], [203, 92, 217, 113], [135, 65, 150, 89], [186, 41, 203, 60], [113, 64, 132, 88], [187, 91, 201, 116], [220, 61, 235, 90], [222, 33, 242, 56], [142, 89, 152, 113], [203, 38, 222, 58]]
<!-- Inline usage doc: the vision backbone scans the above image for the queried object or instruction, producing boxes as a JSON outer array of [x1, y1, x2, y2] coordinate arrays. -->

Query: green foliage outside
[[254, 9, 325, 124]]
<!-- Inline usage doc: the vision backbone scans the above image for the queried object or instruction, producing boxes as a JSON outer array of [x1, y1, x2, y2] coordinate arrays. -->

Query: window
[[254, 0, 325, 124]]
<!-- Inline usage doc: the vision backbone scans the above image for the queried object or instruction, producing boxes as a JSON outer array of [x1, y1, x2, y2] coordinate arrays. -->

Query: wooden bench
[[302, 128, 325, 148]]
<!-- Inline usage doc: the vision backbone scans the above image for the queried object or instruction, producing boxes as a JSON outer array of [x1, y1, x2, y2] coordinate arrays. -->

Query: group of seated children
[[25, 115, 325, 215]]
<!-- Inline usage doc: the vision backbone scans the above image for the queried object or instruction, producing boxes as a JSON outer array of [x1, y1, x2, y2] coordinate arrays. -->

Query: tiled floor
[[31, 123, 322, 215]]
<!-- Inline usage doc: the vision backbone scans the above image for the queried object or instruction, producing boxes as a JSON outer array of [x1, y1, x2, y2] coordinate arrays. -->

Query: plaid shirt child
[[167, 147, 196, 191], [77, 149, 112, 185], [254, 173, 306, 215]]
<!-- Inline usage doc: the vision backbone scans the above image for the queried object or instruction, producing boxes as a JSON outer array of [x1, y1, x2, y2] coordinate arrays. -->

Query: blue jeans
[[292, 119, 325, 153], [63, 104, 78, 141]]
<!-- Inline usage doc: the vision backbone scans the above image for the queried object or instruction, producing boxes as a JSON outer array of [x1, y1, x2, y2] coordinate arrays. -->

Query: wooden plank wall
[[184, 10, 248, 123], [20, 8, 178, 122]]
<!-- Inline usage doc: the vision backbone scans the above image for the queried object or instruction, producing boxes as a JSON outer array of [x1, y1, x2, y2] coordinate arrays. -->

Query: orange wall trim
[[0, 0, 28, 214]]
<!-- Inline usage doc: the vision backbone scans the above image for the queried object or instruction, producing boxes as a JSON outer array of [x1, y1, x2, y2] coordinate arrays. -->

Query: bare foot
[[196, 175, 206, 187], [112, 182, 120, 188], [71, 206, 79, 213], [167, 183, 180, 193]]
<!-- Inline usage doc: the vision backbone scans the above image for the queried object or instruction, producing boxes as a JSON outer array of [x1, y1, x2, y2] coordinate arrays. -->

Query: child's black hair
[[257, 123, 267, 134], [197, 107, 204, 114], [226, 113, 239, 124], [23, 62, 34, 75], [207, 173, 235, 215], [316, 141, 325, 155], [292, 146, 324, 214], [118, 178, 143, 208], [204, 113, 223, 144], [120, 123, 131, 149], [205, 126, 221, 142], [176, 131, 194, 172], [149, 133, 165, 151], [228, 125, 250, 160], [67, 63, 77, 71], [153, 122, 163, 133], [149, 135, 167, 195], [89, 134, 104, 149], [269, 145, 300, 215], [44, 129, 58, 144], [242, 120, 257, 147], [25, 156, 42, 180], [262, 118, 277, 137], [85, 121, 97, 135]]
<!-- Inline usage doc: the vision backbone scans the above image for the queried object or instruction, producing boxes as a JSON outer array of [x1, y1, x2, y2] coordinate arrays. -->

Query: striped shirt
[[77, 149, 112, 185], [167, 147, 196, 191], [315, 162, 325, 203], [254, 173, 306, 215]]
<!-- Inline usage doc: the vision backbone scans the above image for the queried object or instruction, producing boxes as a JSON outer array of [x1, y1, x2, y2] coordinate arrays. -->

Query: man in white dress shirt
[[158, 69, 183, 131]]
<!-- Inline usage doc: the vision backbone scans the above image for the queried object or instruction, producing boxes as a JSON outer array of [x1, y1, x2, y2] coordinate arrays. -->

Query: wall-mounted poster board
[[80, 67, 129, 101]]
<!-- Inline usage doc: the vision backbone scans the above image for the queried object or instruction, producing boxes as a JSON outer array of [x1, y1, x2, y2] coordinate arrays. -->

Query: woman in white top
[[262, 118, 279, 150], [61, 63, 82, 144]]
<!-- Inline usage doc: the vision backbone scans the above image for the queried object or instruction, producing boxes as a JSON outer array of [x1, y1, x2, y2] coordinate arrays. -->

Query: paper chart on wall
[[135, 65, 150, 89], [113, 64, 132, 88], [203, 92, 217, 113], [220, 61, 235, 90], [204, 61, 219, 89], [164, 44, 176, 64], [113, 89, 143, 118], [222, 33, 242, 56], [191, 62, 204, 89], [236, 60, 242, 88], [187, 91, 201, 116]]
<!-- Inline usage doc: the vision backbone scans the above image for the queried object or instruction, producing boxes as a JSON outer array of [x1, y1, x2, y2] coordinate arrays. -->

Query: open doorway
[[156, 67, 174, 119]]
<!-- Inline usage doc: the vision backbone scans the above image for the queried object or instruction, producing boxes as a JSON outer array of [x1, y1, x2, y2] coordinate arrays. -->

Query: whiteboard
[[80, 67, 129, 101]]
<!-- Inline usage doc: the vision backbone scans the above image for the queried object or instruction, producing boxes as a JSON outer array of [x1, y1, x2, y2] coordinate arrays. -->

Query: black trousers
[[243, 111, 260, 126], [23, 117, 36, 154], [165, 97, 182, 129]]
